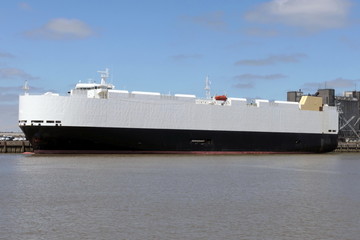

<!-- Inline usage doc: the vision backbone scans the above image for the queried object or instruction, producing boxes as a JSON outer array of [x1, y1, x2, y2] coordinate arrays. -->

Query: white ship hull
[[18, 70, 338, 153]]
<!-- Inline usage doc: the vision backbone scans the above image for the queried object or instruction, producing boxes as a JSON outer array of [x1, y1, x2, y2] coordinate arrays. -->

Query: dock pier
[[334, 142, 360, 152], [0, 141, 33, 153]]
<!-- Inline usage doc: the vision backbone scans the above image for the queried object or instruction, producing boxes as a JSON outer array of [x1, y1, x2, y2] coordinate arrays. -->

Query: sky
[[1, 0, 360, 131]]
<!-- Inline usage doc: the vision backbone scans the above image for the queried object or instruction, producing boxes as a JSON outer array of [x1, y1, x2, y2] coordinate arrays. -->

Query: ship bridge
[[71, 69, 114, 99]]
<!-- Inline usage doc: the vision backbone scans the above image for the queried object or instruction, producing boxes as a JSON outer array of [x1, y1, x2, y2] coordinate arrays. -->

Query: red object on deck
[[215, 95, 227, 101]]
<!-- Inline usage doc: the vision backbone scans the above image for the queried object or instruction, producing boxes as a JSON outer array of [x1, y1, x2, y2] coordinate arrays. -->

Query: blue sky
[[1, 0, 359, 131]]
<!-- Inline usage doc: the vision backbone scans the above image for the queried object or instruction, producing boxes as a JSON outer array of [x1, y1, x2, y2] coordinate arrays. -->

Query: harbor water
[[1, 153, 360, 240]]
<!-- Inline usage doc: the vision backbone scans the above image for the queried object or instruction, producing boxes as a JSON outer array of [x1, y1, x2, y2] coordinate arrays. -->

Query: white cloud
[[0, 92, 18, 103], [235, 54, 306, 66], [325, 78, 358, 88], [245, 0, 352, 31], [233, 82, 254, 89], [0, 51, 15, 58], [233, 73, 287, 89], [18, 2, 32, 11], [340, 37, 360, 50], [0, 103, 20, 131], [302, 78, 360, 92], [0, 68, 39, 81], [25, 18, 96, 40], [170, 54, 203, 61], [245, 27, 279, 37], [234, 74, 287, 81], [182, 11, 227, 31]]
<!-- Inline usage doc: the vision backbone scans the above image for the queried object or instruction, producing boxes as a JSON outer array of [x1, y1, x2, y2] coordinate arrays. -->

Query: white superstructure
[[19, 79, 338, 134]]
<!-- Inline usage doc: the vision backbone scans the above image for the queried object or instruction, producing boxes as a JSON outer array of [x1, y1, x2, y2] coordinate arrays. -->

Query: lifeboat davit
[[215, 95, 227, 101]]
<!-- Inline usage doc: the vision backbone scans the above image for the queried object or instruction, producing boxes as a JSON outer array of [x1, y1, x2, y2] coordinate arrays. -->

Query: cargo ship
[[18, 69, 338, 154]]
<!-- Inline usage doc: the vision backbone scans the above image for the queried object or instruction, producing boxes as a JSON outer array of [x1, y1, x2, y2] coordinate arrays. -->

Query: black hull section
[[20, 126, 338, 154]]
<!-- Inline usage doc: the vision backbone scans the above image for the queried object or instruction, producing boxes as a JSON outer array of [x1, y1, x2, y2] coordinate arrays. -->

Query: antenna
[[205, 76, 211, 99], [98, 68, 109, 85], [23, 80, 29, 95], [110, 64, 114, 84]]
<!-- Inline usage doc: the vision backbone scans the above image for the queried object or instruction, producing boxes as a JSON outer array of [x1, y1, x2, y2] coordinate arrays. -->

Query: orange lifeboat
[[215, 95, 227, 101]]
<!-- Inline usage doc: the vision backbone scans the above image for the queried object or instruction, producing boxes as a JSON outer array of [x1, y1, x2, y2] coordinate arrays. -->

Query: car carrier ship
[[18, 69, 338, 154]]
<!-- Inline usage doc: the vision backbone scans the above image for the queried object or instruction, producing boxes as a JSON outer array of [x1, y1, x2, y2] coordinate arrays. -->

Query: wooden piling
[[0, 141, 33, 153]]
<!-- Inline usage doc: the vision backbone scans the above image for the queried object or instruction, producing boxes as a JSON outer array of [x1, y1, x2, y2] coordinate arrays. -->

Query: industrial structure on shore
[[288, 89, 360, 142]]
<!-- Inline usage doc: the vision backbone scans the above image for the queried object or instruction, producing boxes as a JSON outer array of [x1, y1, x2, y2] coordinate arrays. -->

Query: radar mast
[[98, 68, 109, 85], [205, 76, 211, 99], [23, 80, 29, 95]]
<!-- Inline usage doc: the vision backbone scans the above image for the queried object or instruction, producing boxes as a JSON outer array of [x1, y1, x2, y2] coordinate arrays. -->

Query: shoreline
[[0, 141, 359, 154]]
